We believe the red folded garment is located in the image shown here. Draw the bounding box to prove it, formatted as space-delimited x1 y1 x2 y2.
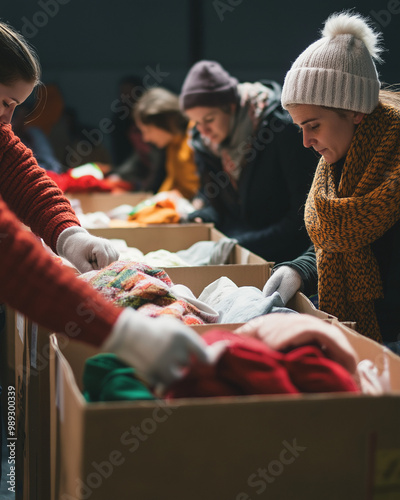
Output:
166 330 360 399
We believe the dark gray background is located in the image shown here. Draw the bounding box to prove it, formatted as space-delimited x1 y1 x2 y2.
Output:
2 0 399 128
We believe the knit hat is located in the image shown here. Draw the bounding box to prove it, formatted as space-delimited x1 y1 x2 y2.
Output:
281 12 383 113
180 60 238 110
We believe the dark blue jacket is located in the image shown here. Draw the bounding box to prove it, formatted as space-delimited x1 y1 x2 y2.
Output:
188 82 318 264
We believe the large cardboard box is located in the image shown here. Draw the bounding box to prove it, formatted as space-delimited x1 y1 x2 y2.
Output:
66 192 152 214
12 290 333 500
49 322 400 500
89 225 272 295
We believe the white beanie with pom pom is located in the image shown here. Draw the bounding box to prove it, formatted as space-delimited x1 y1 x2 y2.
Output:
281 12 383 113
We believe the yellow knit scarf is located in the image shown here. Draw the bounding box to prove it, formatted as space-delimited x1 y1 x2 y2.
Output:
305 103 400 342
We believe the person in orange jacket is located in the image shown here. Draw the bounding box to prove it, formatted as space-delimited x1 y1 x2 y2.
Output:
134 87 200 200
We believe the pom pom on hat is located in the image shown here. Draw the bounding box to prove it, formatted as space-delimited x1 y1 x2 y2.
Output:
281 11 382 113
322 12 383 62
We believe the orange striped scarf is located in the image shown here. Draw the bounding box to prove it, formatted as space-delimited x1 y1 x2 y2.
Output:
305 103 400 342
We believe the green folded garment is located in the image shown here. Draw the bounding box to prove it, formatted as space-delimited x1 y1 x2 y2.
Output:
83 353 156 402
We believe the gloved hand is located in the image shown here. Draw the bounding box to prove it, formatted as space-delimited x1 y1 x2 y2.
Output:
102 308 209 391
262 266 302 305
56 226 119 273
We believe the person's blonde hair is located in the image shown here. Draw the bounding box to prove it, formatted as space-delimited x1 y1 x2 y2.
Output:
134 87 188 134
0 21 41 85
379 85 400 110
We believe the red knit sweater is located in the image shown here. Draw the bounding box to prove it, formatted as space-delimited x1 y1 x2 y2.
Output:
0 124 122 346
0 124 81 250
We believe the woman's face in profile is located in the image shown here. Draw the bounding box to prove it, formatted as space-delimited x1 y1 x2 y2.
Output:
289 104 364 164
0 79 34 125
185 105 234 145
136 121 174 149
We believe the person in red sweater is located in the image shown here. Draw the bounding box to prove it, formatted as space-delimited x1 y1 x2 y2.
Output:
0 22 207 387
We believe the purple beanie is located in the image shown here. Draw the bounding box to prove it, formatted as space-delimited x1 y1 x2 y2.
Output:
180 60 239 110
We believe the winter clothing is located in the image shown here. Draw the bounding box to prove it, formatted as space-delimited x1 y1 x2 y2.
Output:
0 196 121 346
281 12 381 114
0 123 80 251
80 260 218 325
236 313 358 374
304 103 400 343
187 81 318 263
277 104 400 343
180 60 239 110
199 82 271 186
157 132 199 199
166 329 359 398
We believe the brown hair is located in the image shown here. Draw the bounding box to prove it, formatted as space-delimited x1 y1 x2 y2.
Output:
134 87 188 134
0 22 41 85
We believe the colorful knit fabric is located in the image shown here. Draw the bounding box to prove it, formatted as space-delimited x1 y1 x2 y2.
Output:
305 104 400 342
80 260 216 325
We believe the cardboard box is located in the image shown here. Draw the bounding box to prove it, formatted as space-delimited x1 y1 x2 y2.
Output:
89 225 272 295
49 321 400 500
8 281 334 500
11 289 333 500
67 192 152 214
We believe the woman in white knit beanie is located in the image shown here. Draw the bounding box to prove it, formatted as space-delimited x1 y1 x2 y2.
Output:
263 11 400 351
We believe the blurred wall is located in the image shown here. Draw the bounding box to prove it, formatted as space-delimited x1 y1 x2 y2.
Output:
2 0 399 131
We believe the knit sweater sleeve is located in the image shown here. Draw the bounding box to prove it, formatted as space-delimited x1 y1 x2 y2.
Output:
0 197 122 346
0 124 81 252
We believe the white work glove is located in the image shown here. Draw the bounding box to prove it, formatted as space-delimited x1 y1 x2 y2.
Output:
56 226 119 273
262 266 302 305
102 308 209 391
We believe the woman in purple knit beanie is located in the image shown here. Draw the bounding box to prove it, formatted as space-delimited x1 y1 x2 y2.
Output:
180 60 318 264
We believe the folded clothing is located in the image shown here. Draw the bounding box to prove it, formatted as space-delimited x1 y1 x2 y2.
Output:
165 330 360 399
236 313 358 374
